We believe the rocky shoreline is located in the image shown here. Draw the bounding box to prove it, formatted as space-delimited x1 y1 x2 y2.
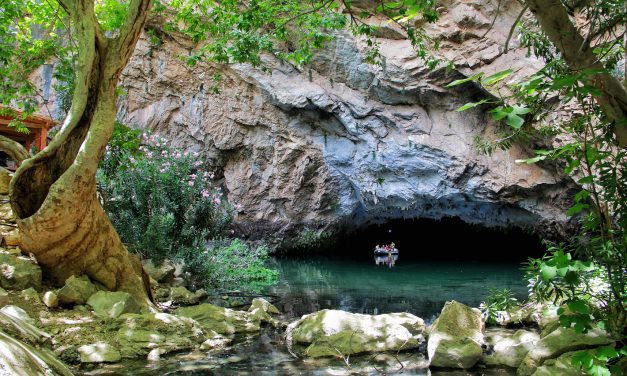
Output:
0 245 618 376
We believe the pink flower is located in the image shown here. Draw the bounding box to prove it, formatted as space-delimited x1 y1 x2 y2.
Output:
213 198 220 204
188 181 194 186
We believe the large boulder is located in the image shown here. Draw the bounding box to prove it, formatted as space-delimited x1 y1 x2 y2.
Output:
286 309 425 358
0 331 74 376
531 350 589 376
427 300 484 369
116 312 206 358
483 328 540 368
57 275 98 306
0 253 42 291
175 303 261 335
87 291 141 319
248 297 282 327
168 286 208 306
517 327 614 376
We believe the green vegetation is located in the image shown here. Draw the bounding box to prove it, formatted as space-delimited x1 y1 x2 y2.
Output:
98 124 277 290
480 288 519 326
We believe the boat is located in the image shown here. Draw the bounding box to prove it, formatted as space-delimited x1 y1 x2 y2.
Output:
374 247 399 255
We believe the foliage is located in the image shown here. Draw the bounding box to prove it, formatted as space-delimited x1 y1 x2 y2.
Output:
97 128 233 266
191 239 279 292
279 228 334 253
480 288 519 325
572 346 627 376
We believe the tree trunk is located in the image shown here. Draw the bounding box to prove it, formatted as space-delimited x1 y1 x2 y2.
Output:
9 0 153 307
525 0 627 148
0 135 29 164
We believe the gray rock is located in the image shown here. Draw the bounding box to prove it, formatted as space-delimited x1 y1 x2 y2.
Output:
0 287 9 307
286 309 425 357
87 291 141 319
428 300 484 369
517 327 614 376
42 291 58 308
0 331 73 376
531 350 589 376
175 303 260 335
78 342 121 363
57 275 98 306
0 305 51 345
116 312 206 358
142 259 176 283
248 297 282 327
483 328 540 368
0 253 42 291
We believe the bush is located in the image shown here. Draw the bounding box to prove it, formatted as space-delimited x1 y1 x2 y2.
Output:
480 288 519 325
97 125 232 265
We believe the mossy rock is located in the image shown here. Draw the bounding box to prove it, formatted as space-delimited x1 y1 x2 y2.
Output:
175 303 260 335
87 291 141 319
0 253 42 291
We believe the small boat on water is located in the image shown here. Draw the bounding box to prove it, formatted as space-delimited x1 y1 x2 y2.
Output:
374 245 399 255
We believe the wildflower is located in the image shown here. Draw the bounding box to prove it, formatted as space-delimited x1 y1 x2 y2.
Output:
188 181 194 186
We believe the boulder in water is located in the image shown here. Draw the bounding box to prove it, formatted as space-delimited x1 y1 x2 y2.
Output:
286 309 425 357
482 328 540 368
427 300 484 369
175 303 260 335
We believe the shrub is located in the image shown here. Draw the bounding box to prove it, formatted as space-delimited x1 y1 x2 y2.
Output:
480 288 519 325
97 125 232 265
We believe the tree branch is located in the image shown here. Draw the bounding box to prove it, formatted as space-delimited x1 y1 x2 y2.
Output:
0 135 29 163
109 0 152 71
525 0 627 147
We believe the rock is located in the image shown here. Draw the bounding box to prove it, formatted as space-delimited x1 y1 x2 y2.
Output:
248 297 280 314
42 291 59 308
169 286 207 306
200 330 232 350
0 253 42 291
0 331 74 376
87 291 141 319
113 6 575 243
483 328 540 368
116 312 206 358
78 342 121 363
20 287 41 304
286 309 425 357
57 275 98 306
427 300 484 369
0 168 11 195
0 305 51 345
0 286 9 307
517 327 614 376
175 303 261 335
146 348 164 362
142 259 176 283
531 350 589 376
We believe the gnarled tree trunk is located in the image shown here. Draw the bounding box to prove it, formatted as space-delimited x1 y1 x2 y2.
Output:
9 0 153 307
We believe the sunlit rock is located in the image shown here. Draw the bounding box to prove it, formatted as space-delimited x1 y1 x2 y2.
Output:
0 331 73 376
175 303 260 335
142 259 176 283
517 327 614 376
0 305 51 345
286 309 425 357
42 291 59 308
87 291 141 319
531 350 590 376
20 287 41 304
482 328 540 368
427 300 484 368
116 312 206 358
0 253 42 291
78 342 121 363
168 286 207 306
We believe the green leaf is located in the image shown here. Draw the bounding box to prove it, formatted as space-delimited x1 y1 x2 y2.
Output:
455 99 490 112
506 113 524 129
481 69 513 85
588 365 610 376
578 176 595 185
594 346 618 361
567 299 589 314
515 155 546 164
446 72 484 87
540 264 557 280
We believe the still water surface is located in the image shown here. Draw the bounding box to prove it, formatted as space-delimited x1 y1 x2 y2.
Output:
86 255 527 375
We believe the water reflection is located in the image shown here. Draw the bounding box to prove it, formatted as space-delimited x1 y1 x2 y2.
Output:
374 254 398 267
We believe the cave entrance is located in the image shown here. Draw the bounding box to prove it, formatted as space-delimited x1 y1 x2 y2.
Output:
332 217 547 263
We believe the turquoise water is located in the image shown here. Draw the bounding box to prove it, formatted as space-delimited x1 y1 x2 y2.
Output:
268 256 528 323
85 256 526 375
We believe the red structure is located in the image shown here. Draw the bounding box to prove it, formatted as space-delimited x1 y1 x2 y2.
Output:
0 107 56 152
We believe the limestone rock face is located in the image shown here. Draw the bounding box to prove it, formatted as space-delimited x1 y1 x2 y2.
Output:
286 309 425 357
427 300 484 369
87 291 141 319
57 275 98 306
0 253 42 291
55 0 577 240
517 327 614 376
175 303 261 335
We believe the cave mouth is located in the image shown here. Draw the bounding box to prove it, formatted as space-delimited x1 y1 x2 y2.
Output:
325 217 547 263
